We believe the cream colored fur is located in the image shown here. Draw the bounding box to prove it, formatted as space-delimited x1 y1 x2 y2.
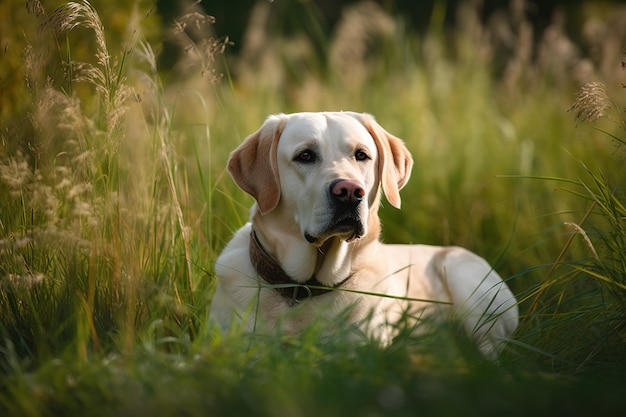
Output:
211 112 518 357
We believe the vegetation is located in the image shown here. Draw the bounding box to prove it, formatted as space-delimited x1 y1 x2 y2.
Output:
1 0 625 415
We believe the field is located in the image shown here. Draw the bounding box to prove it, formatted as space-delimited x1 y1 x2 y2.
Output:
1 0 626 415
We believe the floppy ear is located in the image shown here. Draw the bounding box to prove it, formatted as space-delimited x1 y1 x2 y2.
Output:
227 115 287 215
357 113 413 209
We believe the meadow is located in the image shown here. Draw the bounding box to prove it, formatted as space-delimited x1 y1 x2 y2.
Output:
1 0 625 415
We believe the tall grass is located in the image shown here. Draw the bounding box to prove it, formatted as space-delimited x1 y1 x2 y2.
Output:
0 0 217 362
516 79 626 373
1 0 625 415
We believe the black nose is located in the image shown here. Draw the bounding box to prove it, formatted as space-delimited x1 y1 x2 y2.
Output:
329 179 365 205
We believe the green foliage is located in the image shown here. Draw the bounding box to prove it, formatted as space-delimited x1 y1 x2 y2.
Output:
1 0 626 415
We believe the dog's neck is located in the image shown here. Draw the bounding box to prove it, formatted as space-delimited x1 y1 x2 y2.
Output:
250 213 352 285
250 203 381 288
249 230 351 303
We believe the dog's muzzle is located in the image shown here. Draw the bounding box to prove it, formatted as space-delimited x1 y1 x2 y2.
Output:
304 179 366 244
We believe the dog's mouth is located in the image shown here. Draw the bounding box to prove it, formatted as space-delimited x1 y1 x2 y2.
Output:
304 214 364 245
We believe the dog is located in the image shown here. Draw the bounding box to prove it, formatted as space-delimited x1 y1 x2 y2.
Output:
211 111 518 357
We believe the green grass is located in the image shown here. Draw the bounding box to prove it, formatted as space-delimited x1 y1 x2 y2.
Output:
1 1 626 415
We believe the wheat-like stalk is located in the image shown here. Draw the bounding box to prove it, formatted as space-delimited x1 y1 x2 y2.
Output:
45 0 132 137
171 6 228 83
48 1 109 75
568 81 612 123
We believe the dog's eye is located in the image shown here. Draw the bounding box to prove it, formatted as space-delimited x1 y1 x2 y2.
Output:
294 150 317 163
355 150 370 161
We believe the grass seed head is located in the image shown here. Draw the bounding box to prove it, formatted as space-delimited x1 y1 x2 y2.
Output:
569 81 612 123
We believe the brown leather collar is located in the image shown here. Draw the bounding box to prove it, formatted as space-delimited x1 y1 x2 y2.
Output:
249 230 350 304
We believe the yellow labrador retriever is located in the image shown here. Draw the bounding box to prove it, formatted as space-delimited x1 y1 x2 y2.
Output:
211 111 518 357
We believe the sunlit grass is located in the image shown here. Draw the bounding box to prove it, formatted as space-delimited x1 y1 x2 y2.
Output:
1 0 626 415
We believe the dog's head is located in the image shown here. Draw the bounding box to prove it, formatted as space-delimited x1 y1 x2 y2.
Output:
228 112 413 246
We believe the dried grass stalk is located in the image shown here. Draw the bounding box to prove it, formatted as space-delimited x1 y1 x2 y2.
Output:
569 81 612 123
